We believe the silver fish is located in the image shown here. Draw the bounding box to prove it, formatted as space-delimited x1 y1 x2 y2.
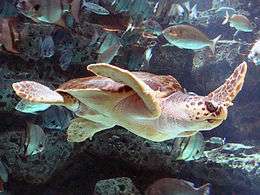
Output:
215 6 236 16
248 39 260 65
97 42 122 63
59 49 73 71
222 12 254 32
38 106 74 130
163 25 221 54
174 132 205 161
40 36 55 58
98 33 120 54
145 178 210 195
25 123 46 156
15 99 51 114
82 1 110 15
206 136 226 145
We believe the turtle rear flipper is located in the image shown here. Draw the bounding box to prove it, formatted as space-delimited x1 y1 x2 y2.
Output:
87 63 161 118
12 81 64 103
67 118 112 142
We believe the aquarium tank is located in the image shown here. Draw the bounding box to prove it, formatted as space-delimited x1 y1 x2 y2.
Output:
0 0 259 194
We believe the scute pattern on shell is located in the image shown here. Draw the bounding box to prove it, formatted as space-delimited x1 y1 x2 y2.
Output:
133 72 184 97
57 72 183 97
57 76 132 93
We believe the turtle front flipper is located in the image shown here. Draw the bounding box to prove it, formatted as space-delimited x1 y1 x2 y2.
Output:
207 62 247 106
87 63 161 118
12 81 64 103
67 118 112 142
12 81 79 113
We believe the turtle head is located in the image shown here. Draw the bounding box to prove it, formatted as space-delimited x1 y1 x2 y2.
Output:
178 62 247 131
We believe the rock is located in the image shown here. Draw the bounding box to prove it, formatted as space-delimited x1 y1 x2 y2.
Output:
94 177 141 195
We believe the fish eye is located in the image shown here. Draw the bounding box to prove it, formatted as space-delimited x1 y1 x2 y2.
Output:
33 4 40 11
205 101 217 113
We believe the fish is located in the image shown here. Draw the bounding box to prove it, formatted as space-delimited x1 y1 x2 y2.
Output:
59 48 73 70
88 13 133 32
248 39 260 65
163 25 221 54
206 136 226 145
37 106 74 130
16 0 80 26
24 123 47 156
0 17 19 53
0 161 8 192
15 99 51 114
97 41 122 63
174 132 205 161
98 33 120 54
215 6 236 16
141 19 162 37
222 143 254 151
145 178 210 195
82 1 110 15
222 12 254 32
40 36 55 58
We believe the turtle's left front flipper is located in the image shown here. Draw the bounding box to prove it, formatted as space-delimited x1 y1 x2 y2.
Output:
87 63 161 118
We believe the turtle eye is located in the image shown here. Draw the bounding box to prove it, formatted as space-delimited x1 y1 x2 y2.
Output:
205 101 217 113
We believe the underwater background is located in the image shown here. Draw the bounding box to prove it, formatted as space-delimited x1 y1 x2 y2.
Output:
0 0 259 194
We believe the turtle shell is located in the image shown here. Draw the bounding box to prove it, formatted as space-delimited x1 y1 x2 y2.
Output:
57 72 183 97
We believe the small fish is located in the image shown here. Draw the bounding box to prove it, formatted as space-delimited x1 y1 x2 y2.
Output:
15 99 51 114
145 178 210 195
40 36 55 58
98 33 120 54
144 47 153 65
0 17 19 53
37 106 73 130
163 25 221 54
82 1 110 15
222 12 254 32
222 143 254 151
16 0 80 26
141 19 162 36
59 48 73 70
0 161 8 192
25 123 46 156
169 3 185 17
89 13 133 32
97 42 122 63
175 132 205 161
215 6 236 16
206 136 226 145
248 39 260 65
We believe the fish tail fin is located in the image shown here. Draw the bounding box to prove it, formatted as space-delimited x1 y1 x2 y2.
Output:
210 35 222 54
190 4 198 18
198 183 211 195
222 11 229 25
184 1 191 11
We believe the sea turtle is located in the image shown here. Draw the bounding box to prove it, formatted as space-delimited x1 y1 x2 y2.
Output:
12 62 247 142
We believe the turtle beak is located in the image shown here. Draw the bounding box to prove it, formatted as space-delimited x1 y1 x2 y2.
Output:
207 62 247 108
